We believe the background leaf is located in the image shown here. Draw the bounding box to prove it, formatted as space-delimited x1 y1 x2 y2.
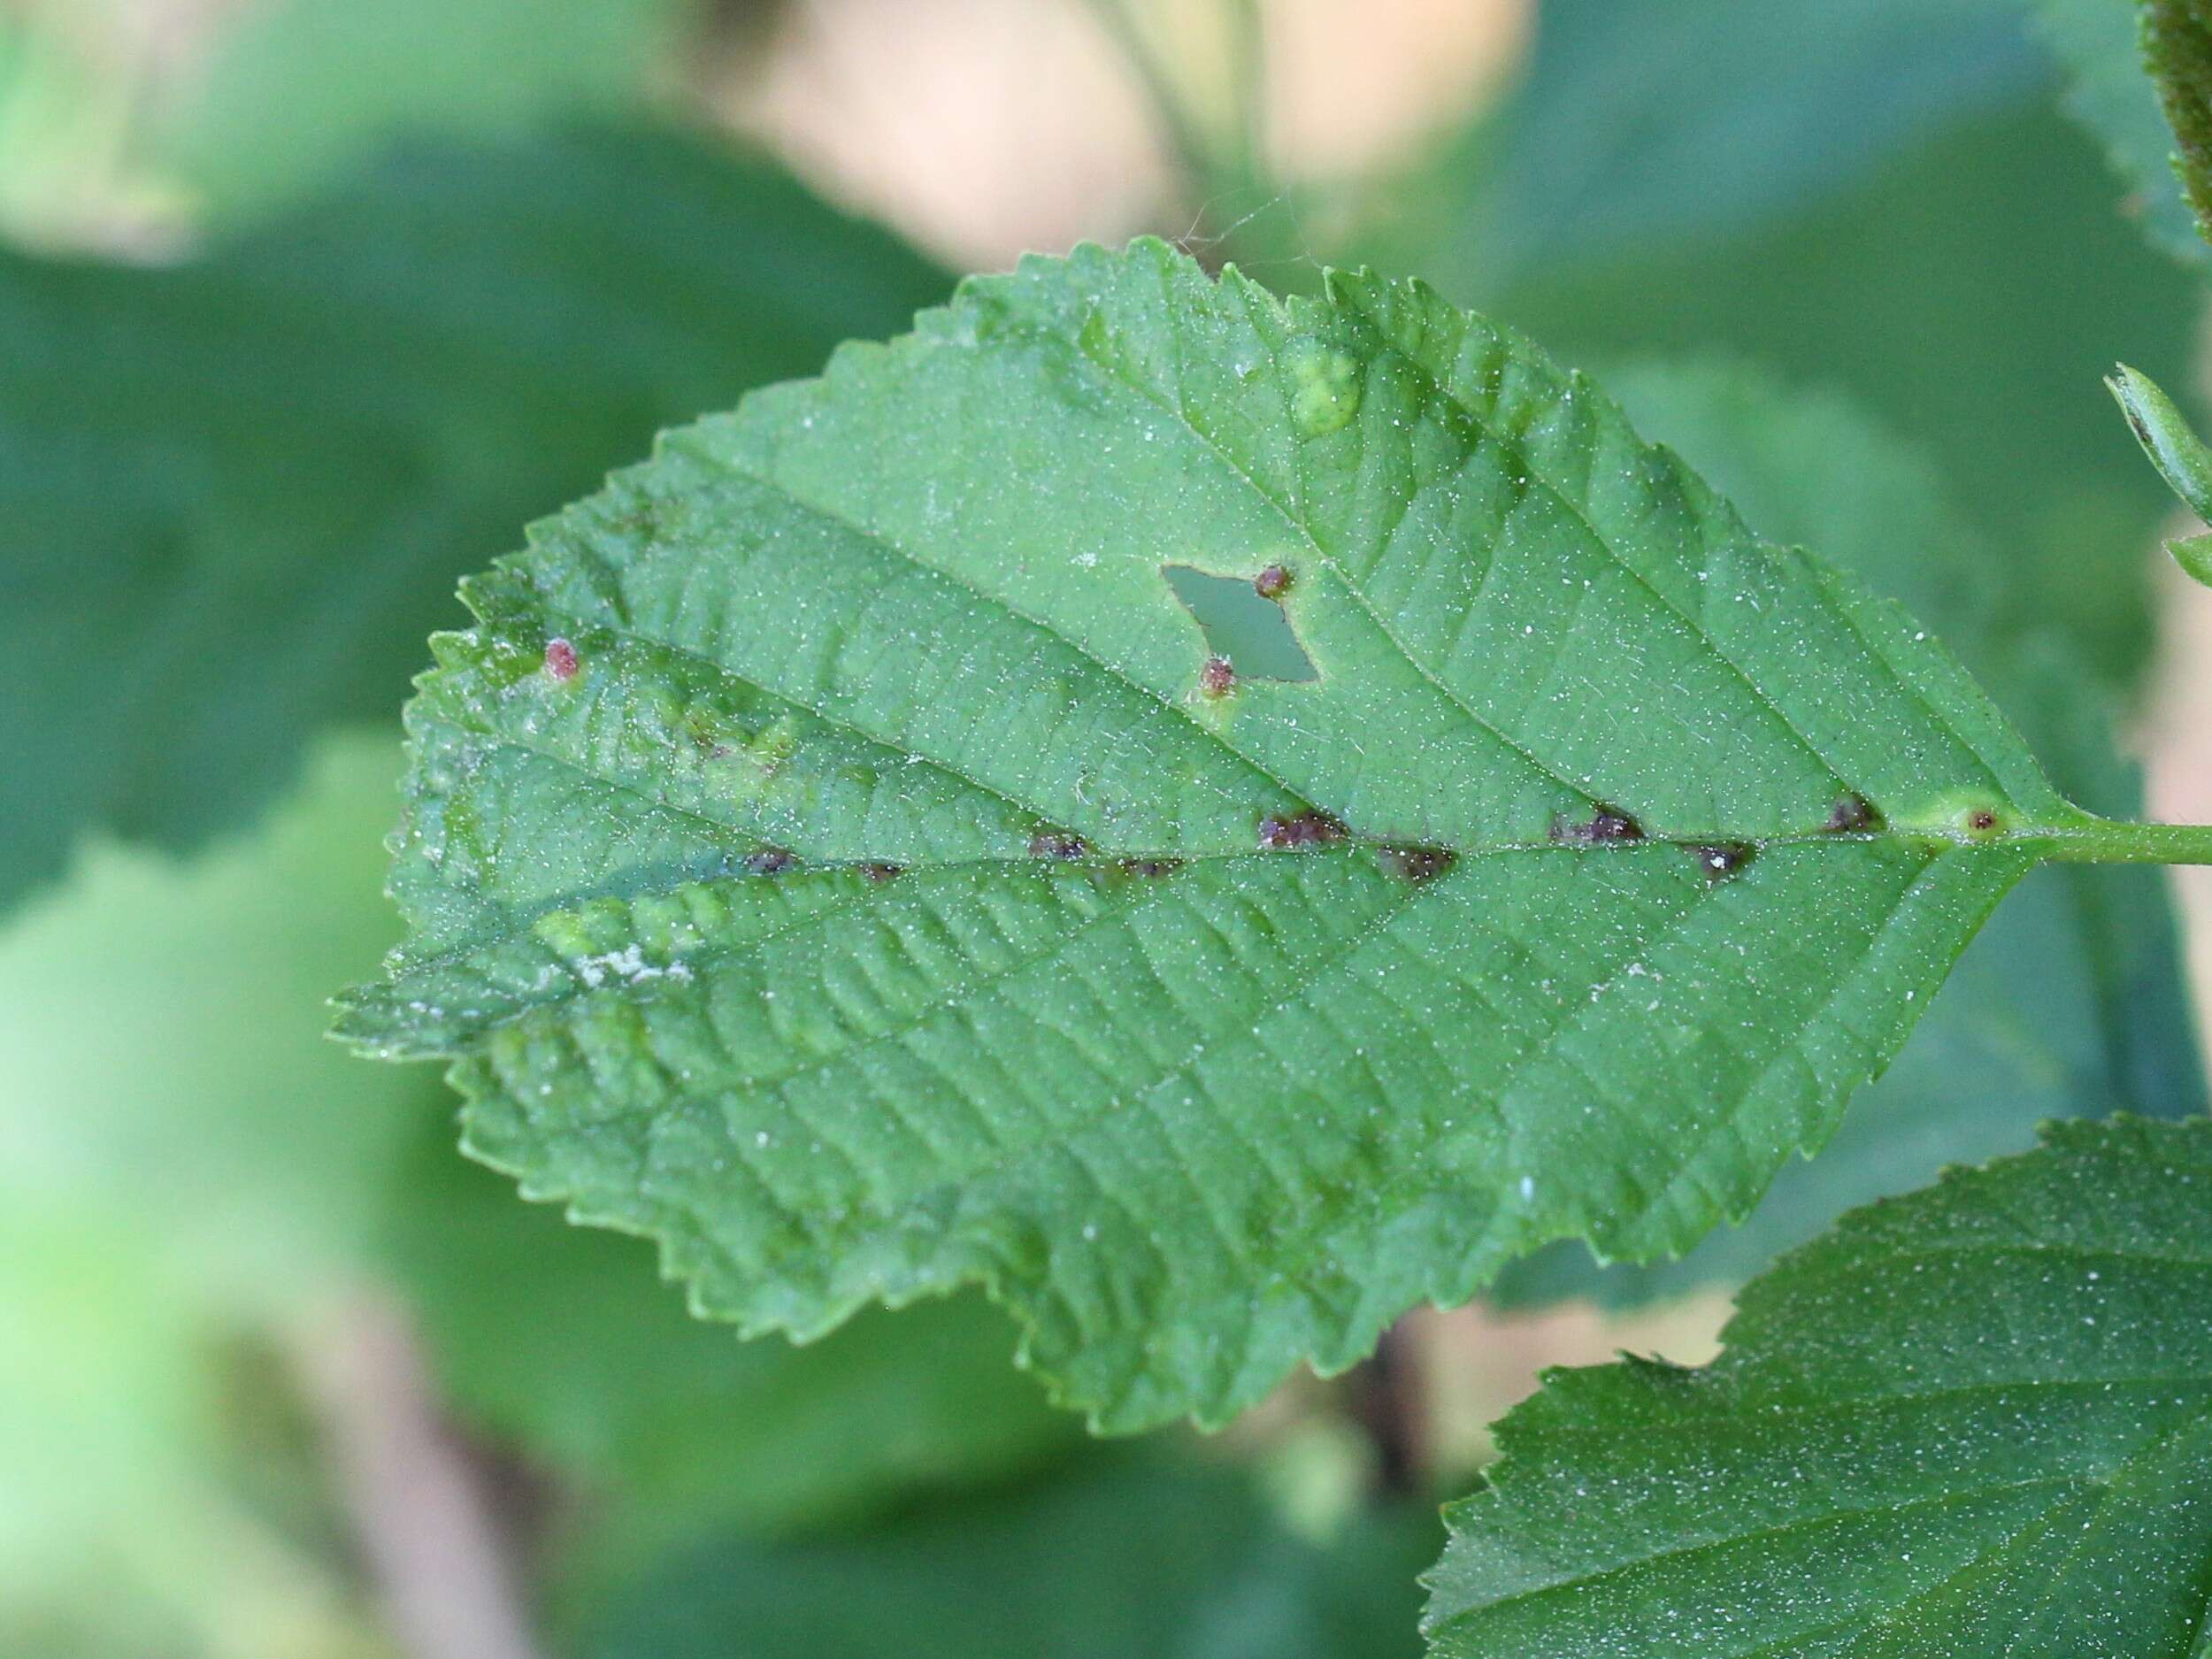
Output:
1426 1115 2212 1657
592 1457 1436 1659
0 734 437 1651
1421 0 2042 283
343 239 2092 1432
0 120 949 917
2036 0 2206 263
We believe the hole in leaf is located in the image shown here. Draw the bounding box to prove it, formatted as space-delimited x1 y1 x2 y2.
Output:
1162 565 1318 682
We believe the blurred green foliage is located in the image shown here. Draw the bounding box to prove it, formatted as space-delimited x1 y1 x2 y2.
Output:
2036 0 2207 264
590 1458 1438 1659
0 121 949 916
160 0 701 219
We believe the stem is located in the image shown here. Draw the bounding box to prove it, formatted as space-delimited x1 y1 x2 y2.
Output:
1079 0 1219 205
1346 1317 1423 1495
296 1296 545 1659
2012 818 2212 864
1223 0 1270 191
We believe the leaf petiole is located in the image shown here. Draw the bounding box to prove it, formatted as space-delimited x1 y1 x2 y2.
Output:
2012 817 2212 864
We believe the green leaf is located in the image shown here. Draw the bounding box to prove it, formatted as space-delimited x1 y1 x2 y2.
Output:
1493 362 2205 1309
2144 0 2212 251
2036 0 2207 264
336 236 2189 1432
2109 362 2212 584
1425 1115 2212 1656
590 1457 1437 1659
0 120 949 916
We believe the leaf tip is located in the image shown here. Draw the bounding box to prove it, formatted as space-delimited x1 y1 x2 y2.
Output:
2108 365 2212 585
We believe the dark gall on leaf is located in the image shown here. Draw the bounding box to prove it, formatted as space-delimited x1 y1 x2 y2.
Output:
542 637 580 681
1258 810 1348 850
1968 809 1999 833
1254 564 1293 599
1690 843 1754 881
1550 807 1643 846
1824 792 1880 833
1117 857 1186 879
1379 844 1457 884
744 848 797 876
1198 655 1236 697
1027 831 1090 861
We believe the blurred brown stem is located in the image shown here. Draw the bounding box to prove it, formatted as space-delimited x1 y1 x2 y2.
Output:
293 1295 544 1659
1077 0 1240 207
1347 1317 1425 1494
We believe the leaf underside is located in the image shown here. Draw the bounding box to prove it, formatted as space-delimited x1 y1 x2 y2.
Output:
339 239 2083 1431
1425 1116 2212 1657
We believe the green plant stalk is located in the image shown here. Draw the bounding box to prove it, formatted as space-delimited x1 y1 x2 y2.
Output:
1077 0 1219 204
2019 817 2212 863
1079 0 1281 225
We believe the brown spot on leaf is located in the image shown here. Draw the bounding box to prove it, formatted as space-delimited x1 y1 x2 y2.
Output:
745 848 797 875
1551 807 1643 845
1117 857 1186 878
1258 810 1348 849
1379 844 1457 884
858 862 903 883
543 637 580 681
1825 793 1880 833
1028 832 1089 861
